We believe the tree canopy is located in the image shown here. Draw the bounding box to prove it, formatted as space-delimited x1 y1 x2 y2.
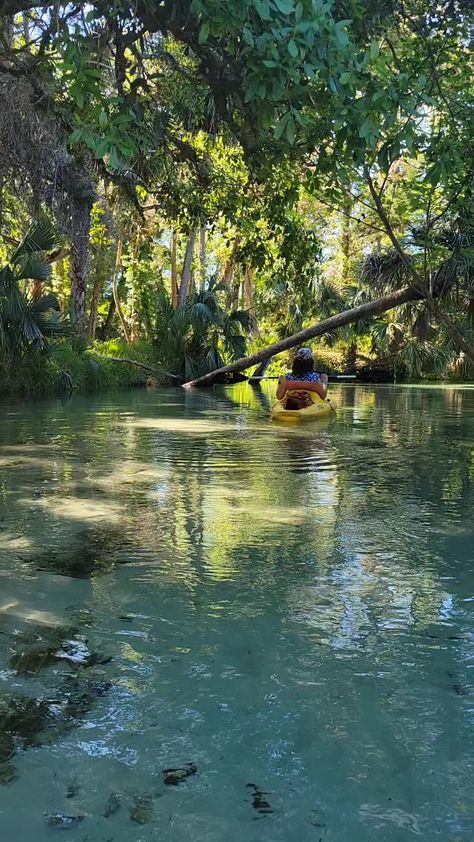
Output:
0 0 473 391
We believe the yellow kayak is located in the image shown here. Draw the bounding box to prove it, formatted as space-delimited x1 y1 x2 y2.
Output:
271 390 335 423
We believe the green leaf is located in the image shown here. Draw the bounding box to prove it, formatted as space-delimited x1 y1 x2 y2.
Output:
82 131 97 151
242 26 254 46
427 162 442 186
303 63 315 78
198 21 209 44
95 140 109 159
273 0 295 13
391 141 400 159
287 39 298 58
377 147 390 171
68 128 83 145
98 110 108 129
75 91 85 110
340 71 351 85
334 20 349 47
113 113 133 126
329 77 337 93
286 114 296 144
109 146 121 170
370 39 379 59
118 142 135 157
295 2 303 22
263 59 278 67
274 112 289 140
255 0 271 19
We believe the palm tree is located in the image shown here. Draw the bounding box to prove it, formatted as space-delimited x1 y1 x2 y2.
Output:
358 212 474 377
153 277 251 380
0 218 69 361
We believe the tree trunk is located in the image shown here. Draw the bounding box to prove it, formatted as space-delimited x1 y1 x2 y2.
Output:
179 225 198 307
100 298 116 338
129 234 140 342
69 201 92 333
223 257 235 307
184 283 422 388
171 229 178 308
112 235 131 343
341 199 352 284
88 273 103 340
244 265 259 335
22 10 30 42
222 237 240 306
199 224 206 290
244 265 253 309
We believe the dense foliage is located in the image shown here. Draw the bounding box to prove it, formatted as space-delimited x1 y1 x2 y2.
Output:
0 0 473 392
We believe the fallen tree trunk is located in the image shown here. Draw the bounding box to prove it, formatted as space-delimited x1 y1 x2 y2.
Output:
183 284 421 388
90 353 181 381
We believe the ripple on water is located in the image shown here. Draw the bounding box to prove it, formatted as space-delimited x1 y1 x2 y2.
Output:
0 384 473 841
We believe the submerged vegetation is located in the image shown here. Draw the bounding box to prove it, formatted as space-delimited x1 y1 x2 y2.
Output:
0 0 473 393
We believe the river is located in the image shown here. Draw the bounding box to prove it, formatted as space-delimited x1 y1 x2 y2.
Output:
0 383 473 840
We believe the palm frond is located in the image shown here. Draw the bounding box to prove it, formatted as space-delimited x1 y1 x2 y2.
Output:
12 218 62 262
29 292 61 313
360 250 411 292
315 279 347 316
19 314 45 349
184 353 197 381
189 301 214 324
396 339 451 378
1 281 26 324
205 345 221 371
35 311 72 338
229 309 252 330
15 253 53 282
0 265 17 297
226 334 247 360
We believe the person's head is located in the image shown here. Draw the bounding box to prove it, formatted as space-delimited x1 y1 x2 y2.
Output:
292 347 314 376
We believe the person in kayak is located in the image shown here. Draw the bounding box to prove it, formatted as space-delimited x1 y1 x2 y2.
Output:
276 347 329 410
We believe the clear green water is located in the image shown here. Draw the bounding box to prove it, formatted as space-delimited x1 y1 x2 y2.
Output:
0 383 473 841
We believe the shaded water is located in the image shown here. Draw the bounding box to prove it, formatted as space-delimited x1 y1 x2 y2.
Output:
0 383 473 840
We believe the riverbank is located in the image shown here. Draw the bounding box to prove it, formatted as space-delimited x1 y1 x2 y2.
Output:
0 340 161 398
1 339 470 399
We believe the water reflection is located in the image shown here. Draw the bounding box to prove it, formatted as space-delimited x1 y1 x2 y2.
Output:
0 384 473 840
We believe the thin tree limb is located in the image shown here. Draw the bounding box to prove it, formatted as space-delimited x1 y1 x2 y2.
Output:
89 353 181 381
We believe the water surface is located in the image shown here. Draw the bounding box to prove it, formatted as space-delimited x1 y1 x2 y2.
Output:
0 383 473 840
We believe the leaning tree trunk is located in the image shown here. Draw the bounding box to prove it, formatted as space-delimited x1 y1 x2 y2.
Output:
69 200 92 333
184 283 423 388
178 225 198 307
